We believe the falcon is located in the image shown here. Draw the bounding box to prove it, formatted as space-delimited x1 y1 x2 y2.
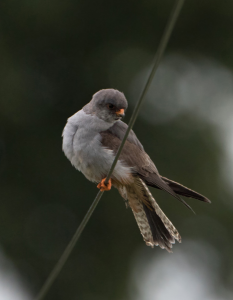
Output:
62 89 210 252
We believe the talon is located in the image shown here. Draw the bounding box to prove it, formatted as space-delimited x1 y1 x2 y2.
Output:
97 178 112 191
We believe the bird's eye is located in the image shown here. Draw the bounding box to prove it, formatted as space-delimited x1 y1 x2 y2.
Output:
107 104 115 109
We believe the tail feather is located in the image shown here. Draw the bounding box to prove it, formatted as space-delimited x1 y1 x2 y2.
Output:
139 179 181 245
125 178 181 252
142 174 196 213
142 203 175 252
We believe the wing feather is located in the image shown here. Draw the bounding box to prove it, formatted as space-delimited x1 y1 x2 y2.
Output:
100 120 209 210
100 127 193 211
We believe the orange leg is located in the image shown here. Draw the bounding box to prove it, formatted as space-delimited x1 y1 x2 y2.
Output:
97 178 112 191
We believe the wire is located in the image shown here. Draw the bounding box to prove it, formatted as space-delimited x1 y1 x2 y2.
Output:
34 1 184 299
105 0 184 183
34 190 103 300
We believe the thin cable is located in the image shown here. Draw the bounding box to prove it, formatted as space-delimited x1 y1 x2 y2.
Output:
34 1 184 299
35 190 103 300
105 0 184 183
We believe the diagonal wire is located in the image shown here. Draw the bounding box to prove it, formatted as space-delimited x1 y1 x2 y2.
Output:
34 1 184 299
105 0 184 184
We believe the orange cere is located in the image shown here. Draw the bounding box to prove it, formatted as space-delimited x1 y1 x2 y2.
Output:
116 108 125 116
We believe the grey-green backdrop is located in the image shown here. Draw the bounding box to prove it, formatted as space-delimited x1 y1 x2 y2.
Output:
0 1 233 299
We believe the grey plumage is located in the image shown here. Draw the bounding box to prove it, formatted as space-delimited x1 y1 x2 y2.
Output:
83 89 128 123
62 108 132 184
62 88 210 252
105 121 144 151
100 128 205 212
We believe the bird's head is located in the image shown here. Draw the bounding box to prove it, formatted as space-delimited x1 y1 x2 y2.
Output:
85 89 128 123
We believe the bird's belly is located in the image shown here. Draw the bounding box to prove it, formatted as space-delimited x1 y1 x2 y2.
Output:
72 132 132 184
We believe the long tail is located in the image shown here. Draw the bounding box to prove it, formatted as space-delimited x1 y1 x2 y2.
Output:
125 178 181 252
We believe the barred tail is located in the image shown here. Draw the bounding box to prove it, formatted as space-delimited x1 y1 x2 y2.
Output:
126 178 181 252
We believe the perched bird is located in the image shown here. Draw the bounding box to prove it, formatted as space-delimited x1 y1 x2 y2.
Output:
62 89 210 252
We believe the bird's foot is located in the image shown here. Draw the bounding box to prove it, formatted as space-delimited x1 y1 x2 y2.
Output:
97 178 112 191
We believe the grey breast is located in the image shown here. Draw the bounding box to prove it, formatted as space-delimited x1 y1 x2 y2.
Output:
62 109 132 183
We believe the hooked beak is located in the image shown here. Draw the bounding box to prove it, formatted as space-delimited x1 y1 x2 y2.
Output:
116 108 125 118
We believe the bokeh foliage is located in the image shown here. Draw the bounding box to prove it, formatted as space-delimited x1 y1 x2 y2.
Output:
0 0 233 299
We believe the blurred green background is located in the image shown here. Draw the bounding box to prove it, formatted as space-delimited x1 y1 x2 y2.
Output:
0 0 233 299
